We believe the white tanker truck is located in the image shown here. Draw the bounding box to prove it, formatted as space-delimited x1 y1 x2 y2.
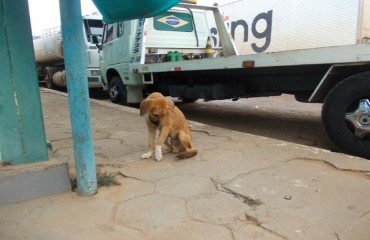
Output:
33 13 104 89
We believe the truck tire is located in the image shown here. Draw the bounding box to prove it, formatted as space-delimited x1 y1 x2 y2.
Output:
180 97 199 103
109 76 127 105
45 70 56 89
321 72 370 159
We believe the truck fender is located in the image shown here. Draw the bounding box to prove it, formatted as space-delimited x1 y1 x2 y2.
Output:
309 64 370 103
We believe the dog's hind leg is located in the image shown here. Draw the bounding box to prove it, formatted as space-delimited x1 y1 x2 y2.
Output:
163 137 174 154
169 137 181 153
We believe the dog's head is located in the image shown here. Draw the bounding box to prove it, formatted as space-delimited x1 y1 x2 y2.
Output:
140 93 175 122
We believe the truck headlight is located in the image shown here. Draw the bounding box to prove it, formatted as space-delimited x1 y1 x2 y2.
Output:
91 70 100 76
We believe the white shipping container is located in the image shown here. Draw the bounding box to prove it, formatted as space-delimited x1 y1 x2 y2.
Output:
210 0 370 54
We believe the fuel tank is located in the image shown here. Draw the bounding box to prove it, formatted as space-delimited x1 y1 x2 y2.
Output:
33 28 64 64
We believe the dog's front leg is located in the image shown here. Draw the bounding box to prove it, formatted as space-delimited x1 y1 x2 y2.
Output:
141 126 156 159
154 127 170 161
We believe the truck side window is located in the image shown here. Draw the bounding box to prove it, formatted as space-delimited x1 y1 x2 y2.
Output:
102 24 114 43
117 22 124 37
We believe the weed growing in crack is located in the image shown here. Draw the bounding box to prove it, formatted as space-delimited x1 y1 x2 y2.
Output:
70 170 121 191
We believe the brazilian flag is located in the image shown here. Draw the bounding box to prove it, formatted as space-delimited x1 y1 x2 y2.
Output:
154 12 193 32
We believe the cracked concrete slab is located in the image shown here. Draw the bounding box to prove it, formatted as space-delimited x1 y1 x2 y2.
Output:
187 192 251 225
223 159 370 238
146 221 233 240
231 222 285 240
156 175 215 199
115 194 188 230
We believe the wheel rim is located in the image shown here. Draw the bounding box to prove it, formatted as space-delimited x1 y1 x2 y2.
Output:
345 99 370 139
109 85 119 101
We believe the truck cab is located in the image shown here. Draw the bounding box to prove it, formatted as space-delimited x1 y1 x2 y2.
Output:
99 5 219 104
33 13 104 89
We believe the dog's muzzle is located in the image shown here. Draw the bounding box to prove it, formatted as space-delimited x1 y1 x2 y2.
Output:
149 115 160 127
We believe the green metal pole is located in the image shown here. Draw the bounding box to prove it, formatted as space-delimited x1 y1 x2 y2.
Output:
59 0 97 196
0 0 48 164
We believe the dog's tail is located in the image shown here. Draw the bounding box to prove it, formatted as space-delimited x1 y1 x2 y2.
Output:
177 148 198 159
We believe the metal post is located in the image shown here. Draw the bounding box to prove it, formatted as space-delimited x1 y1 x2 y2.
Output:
0 0 48 164
59 0 97 196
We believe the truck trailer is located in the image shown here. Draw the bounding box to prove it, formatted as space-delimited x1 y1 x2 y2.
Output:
33 13 104 89
97 1 370 159
213 0 370 54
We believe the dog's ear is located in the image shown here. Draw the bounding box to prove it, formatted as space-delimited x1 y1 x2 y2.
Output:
140 99 152 116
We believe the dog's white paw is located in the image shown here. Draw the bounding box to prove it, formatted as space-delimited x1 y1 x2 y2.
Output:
141 151 153 159
154 145 163 161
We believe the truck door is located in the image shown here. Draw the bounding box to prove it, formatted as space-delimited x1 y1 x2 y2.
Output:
99 23 114 86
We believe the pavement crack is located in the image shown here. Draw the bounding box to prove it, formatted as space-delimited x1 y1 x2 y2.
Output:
244 213 260 226
245 213 288 240
191 129 233 141
211 178 263 208
108 204 119 225
358 209 370 219
288 158 370 179
117 172 150 182
335 233 340 240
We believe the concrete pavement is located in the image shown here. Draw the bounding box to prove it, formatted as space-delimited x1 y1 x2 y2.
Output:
1 88 370 240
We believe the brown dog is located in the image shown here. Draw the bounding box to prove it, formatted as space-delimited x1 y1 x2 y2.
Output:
140 92 197 161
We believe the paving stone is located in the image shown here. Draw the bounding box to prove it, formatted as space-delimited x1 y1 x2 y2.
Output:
338 211 370 240
35 195 114 228
146 221 233 240
70 224 147 240
116 194 188 230
231 223 284 240
95 142 141 158
97 177 155 203
176 150 276 181
245 207 338 240
49 138 73 151
187 192 251 225
1 224 147 240
120 161 179 182
224 160 370 235
0 193 115 239
156 175 215 198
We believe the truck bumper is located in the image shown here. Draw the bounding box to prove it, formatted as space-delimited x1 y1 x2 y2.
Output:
87 68 103 88
88 77 102 88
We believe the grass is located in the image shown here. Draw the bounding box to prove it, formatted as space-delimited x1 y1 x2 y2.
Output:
70 170 121 191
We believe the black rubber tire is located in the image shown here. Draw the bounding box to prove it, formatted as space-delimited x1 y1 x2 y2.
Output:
321 72 370 159
181 98 199 103
45 70 56 89
109 76 127 105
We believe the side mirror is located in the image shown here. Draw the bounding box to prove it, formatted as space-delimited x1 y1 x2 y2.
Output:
96 43 103 51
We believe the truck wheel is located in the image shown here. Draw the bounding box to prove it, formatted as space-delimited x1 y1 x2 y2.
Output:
321 73 370 159
109 76 127 105
181 98 199 103
45 70 56 89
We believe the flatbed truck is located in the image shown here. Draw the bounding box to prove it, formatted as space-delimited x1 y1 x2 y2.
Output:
98 2 370 159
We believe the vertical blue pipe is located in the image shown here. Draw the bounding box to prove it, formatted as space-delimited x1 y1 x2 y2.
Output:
59 0 97 196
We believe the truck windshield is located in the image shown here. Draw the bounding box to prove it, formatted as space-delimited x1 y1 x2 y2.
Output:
84 19 103 43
